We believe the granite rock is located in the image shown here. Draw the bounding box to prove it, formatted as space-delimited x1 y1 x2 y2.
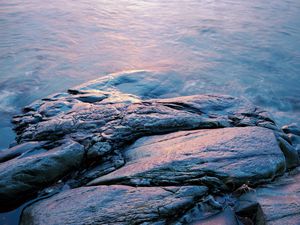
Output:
256 167 300 225
0 71 298 224
21 185 208 225
88 127 285 189
0 139 84 208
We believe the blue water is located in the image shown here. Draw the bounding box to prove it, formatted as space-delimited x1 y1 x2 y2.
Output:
1 0 300 149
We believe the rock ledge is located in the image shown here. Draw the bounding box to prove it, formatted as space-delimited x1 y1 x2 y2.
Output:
0 71 299 224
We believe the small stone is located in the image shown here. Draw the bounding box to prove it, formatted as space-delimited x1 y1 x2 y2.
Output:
87 142 112 160
282 123 300 136
278 137 300 169
76 94 107 103
188 207 240 225
288 133 300 146
234 192 265 225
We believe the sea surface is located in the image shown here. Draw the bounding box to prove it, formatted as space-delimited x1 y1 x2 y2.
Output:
0 0 300 150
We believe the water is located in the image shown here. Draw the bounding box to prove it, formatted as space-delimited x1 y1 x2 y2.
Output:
1 0 300 149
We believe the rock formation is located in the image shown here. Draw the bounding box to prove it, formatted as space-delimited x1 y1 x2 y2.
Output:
0 71 299 224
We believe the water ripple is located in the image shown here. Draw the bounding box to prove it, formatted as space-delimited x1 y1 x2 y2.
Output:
0 0 300 148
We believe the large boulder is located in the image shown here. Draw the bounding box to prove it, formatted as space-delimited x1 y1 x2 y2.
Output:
3 86 281 210
0 71 298 224
20 185 208 225
69 70 187 99
0 139 84 208
0 141 46 163
12 71 277 147
88 126 285 189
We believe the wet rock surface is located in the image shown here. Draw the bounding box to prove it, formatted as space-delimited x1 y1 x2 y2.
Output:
256 167 300 225
0 140 84 209
21 185 208 225
88 127 285 188
0 71 299 224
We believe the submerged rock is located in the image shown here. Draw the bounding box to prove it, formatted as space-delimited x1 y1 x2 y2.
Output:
0 71 298 224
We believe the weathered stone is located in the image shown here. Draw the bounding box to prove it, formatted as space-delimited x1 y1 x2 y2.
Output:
288 133 300 146
185 207 240 225
12 71 275 147
15 92 262 146
256 167 300 225
5 86 277 211
70 70 185 99
288 133 300 155
88 127 285 189
20 185 208 225
86 142 112 161
277 137 300 169
0 71 295 224
75 93 108 103
0 141 46 163
0 140 84 207
234 192 266 225
12 114 42 131
282 123 300 136
74 152 125 187
257 121 281 132
274 130 291 144
175 189 266 225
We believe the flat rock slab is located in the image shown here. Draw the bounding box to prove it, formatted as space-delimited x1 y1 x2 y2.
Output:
89 127 285 189
256 167 300 225
20 185 208 225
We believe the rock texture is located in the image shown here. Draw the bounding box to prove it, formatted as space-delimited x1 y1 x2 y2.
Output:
21 185 208 225
0 140 84 208
256 167 300 224
88 127 285 188
0 71 299 224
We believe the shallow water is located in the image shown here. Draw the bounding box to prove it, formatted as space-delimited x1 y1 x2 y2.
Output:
0 0 300 149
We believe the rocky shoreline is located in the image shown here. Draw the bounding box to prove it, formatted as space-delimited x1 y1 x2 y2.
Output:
0 71 300 224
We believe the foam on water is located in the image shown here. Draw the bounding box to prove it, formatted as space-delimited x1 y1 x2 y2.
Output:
0 90 16 113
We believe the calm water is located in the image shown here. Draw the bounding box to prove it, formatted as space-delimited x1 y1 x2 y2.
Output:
0 0 300 149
